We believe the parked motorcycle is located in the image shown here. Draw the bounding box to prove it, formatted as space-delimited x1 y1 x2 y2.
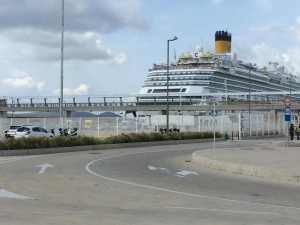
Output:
49 129 55 136
58 128 78 136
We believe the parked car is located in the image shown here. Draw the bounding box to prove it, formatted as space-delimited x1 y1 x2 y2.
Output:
15 126 54 138
4 125 22 138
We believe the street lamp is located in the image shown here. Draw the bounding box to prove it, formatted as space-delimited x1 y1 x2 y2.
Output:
166 36 178 133
248 63 256 136
11 97 14 123
60 0 65 128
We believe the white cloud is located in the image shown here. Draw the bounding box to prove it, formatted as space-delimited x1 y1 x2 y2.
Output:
0 29 127 64
53 84 90 95
211 0 223 5
283 48 300 76
0 0 148 32
240 15 300 77
2 69 45 90
290 16 300 42
237 42 300 77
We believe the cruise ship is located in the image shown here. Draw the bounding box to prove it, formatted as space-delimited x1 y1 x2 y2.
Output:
139 31 300 104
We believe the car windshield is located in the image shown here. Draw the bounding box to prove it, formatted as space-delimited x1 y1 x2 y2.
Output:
17 127 30 132
9 126 20 129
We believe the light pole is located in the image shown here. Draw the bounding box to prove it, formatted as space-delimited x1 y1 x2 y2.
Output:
289 74 292 138
11 97 14 125
166 36 178 133
60 0 65 128
248 63 255 136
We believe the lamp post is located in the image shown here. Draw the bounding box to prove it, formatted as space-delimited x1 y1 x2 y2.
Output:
289 74 292 137
248 63 255 136
11 97 14 125
166 36 178 133
60 0 65 128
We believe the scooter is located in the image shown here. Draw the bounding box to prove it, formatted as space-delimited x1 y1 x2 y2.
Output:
58 128 78 136
49 129 55 136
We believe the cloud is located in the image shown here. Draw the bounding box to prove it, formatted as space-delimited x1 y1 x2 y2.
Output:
237 42 300 77
211 0 224 5
241 16 300 76
250 23 290 34
0 0 148 33
0 29 127 64
2 69 45 90
283 48 300 76
0 0 148 65
53 84 90 95
291 16 300 42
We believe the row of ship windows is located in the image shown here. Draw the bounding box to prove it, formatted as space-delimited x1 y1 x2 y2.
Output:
210 82 287 92
147 88 187 93
148 77 210 81
148 76 278 90
145 82 209 87
212 75 270 87
150 71 214 76
235 70 269 82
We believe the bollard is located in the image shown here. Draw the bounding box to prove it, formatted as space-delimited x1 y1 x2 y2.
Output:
224 132 229 141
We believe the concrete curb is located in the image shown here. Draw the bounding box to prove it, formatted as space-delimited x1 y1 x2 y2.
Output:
192 151 300 183
0 138 222 157
272 140 300 147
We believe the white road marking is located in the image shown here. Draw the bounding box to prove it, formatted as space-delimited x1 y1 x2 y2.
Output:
0 188 34 199
149 165 198 177
164 206 280 216
0 157 26 165
0 156 37 200
174 170 198 177
85 150 300 211
36 163 54 174
148 166 170 172
0 156 37 165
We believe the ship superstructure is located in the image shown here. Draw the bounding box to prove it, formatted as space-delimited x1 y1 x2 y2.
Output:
139 31 300 104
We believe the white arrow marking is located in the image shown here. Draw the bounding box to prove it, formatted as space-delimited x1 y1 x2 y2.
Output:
36 163 54 174
174 170 198 177
148 166 158 171
0 188 33 199
148 166 198 177
148 166 169 171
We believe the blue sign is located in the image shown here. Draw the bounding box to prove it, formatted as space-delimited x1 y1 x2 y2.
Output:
285 107 291 122
298 109 300 116
211 109 218 116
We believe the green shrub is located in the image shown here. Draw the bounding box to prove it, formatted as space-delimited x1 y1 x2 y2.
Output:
0 131 218 150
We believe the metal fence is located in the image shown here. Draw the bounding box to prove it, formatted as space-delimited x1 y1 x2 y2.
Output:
1 112 293 139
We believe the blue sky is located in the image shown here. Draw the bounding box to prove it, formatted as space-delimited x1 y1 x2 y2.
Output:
1 0 300 98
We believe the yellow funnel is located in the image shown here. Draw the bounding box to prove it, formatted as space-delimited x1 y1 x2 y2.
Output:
215 31 231 54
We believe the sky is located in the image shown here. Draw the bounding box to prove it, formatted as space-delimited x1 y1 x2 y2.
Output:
1 0 300 99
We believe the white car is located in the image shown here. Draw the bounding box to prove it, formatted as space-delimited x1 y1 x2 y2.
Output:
15 126 54 138
5 125 22 138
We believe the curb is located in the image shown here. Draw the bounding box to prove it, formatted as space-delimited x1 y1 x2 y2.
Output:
0 138 222 157
272 140 300 147
192 151 300 183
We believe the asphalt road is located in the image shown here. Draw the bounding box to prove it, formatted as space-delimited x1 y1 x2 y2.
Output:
1 140 300 225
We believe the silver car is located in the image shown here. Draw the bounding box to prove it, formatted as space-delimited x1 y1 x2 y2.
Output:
15 126 54 138
5 125 22 138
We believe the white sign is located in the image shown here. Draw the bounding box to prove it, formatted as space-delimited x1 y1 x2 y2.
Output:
284 96 291 106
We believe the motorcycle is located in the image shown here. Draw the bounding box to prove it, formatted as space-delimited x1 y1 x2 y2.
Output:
58 127 78 136
49 129 55 136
